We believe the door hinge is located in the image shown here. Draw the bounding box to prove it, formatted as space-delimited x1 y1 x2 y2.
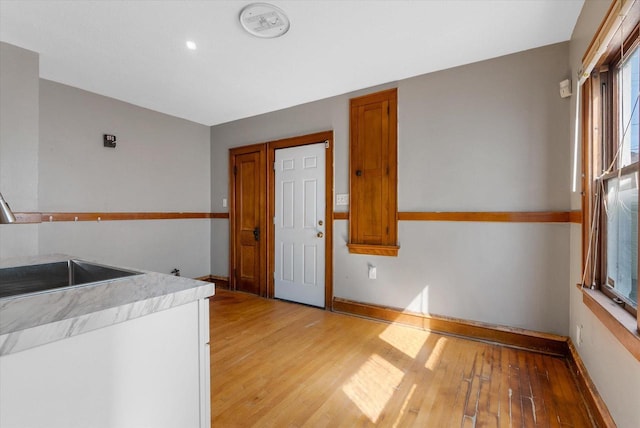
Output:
325 140 330 149
273 216 276 224
233 166 238 175
273 162 276 171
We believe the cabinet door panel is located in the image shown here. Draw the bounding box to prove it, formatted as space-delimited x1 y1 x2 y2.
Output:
349 89 398 256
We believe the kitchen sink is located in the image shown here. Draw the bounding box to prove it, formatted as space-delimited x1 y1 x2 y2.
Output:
0 260 142 299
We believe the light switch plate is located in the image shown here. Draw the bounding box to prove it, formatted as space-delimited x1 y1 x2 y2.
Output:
336 194 349 205
222 198 228 208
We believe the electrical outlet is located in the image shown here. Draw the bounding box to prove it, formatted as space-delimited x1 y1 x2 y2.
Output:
576 325 583 346
368 265 377 280
336 194 349 206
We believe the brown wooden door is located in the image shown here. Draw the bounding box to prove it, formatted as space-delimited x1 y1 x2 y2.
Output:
230 145 266 296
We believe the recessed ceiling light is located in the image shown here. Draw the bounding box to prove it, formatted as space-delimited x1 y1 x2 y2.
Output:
186 40 197 50
239 3 290 39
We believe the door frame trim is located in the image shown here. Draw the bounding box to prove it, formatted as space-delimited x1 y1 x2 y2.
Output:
267 131 334 309
229 143 268 296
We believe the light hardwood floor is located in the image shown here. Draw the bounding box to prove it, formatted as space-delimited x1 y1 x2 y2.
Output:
210 290 594 427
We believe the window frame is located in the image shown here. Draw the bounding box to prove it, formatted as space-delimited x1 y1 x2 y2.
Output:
583 24 640 320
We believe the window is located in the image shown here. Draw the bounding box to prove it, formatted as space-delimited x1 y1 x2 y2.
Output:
583 21 639 319
601 44 639 312
604 171 638 307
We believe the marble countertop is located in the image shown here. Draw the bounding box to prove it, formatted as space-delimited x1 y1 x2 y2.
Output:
0 254 214 355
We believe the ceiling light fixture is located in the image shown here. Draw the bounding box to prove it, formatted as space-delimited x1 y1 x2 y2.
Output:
186 40 197 50
239 3 290 39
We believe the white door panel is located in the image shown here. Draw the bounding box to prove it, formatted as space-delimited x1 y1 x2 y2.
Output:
275 143 325 307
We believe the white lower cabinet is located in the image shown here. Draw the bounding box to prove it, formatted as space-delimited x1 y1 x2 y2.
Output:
0 299 211 428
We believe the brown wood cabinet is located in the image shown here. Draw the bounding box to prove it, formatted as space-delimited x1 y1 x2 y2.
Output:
348 88 399 256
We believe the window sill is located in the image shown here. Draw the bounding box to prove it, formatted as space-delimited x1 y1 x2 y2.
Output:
578 285 640 362
347 243 399 256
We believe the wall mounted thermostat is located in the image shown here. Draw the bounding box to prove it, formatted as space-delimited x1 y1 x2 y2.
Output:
559 79 572 98
103 134 117 148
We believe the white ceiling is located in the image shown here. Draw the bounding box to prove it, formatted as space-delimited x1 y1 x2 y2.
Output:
0 0 584 126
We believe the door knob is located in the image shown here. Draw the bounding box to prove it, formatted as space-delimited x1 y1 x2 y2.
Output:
317 231 324 238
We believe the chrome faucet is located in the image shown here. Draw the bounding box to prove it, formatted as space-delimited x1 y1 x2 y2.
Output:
0 192 16 224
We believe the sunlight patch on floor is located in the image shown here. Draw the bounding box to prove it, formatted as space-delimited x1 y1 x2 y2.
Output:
425 337 447 370
392 383 417 428
342 353 405 423
378 325 430 359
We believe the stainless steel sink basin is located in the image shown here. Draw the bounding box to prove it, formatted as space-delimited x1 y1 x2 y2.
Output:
0 260 142 299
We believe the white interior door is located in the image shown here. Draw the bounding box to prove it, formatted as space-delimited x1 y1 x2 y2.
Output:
274 143 325 307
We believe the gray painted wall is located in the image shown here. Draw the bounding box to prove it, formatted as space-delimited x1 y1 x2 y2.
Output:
37 80 212 276
0 42 39 258
568 2 640 427
0 42 212 277
399 46 570 212
211 42 571 335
